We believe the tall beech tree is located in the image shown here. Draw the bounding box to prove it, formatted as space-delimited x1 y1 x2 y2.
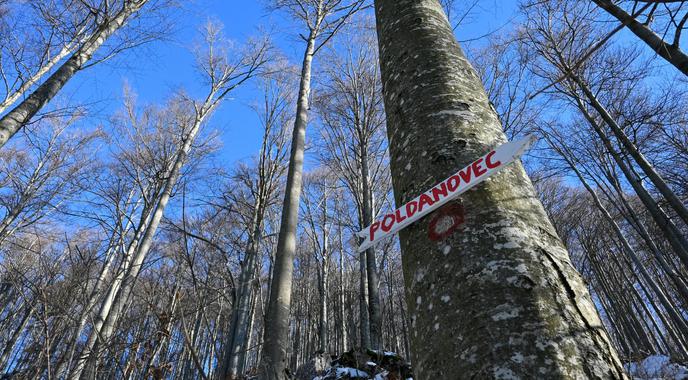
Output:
259 1 365 378
373 0 625 378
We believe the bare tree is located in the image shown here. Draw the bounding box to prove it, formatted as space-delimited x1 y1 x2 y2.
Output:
67 22 268 379
218 69 291 380
0 0 171 149
259 1 365 378
591 0 688 76
314 25 390 350
0 115 100 245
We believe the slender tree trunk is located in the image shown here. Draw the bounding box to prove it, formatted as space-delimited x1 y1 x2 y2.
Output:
67 199 155 379
0 1 149 148
373 1 626 377
0 307 32 372
223 223 262 379
358 251 371 348
601 174 688 304
338 228 347 352
360 140 382 350
221 231 260 379
591 0 688 76
241 282 259 374
259 31 316 380
143 287 180 378
318 254 329 353
57 196 139 378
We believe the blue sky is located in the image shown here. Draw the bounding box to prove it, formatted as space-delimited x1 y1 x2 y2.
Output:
59 0 521 168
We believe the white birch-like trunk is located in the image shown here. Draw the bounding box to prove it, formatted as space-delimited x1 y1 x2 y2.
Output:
259 32 316 380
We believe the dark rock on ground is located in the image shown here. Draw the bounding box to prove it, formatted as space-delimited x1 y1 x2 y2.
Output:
295 349 413 380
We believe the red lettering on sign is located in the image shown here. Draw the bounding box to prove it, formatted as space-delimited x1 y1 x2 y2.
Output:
472 158 487 177
406 200 418 218
431 182 448 203
369 222 381 241
459 165 473 183
395 209 407 224
486 151 501 169
381 214 395 232
418 194 435 212
447 175 460 192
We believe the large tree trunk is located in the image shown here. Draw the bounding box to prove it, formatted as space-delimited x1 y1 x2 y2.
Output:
0 1 148 149
259 32 316 380
373 1 626 377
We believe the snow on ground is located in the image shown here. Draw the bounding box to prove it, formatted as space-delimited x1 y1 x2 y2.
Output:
625 355 688 379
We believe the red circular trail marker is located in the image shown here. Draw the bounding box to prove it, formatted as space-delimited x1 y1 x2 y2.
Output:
428 203 465 241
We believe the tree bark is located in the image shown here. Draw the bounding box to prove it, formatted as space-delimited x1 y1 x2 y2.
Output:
358 250 371 349
373 1 626 377
222 205 264 379
338 226 347 353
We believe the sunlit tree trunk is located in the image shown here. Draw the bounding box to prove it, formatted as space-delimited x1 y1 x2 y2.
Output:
338 224 347 352
373 0 626 377
260 31 315 380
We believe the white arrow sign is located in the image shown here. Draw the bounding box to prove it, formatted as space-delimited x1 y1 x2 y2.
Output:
356 135 537 252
